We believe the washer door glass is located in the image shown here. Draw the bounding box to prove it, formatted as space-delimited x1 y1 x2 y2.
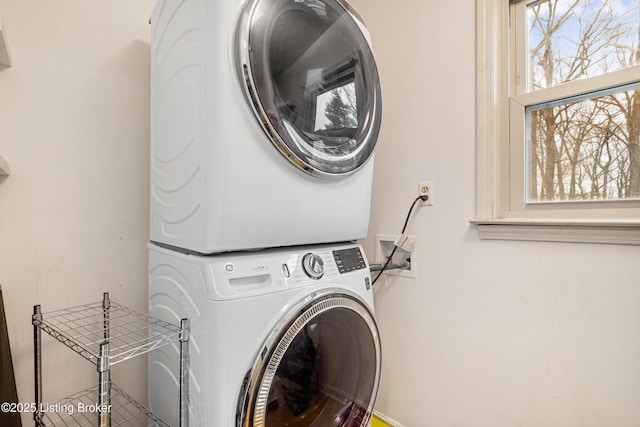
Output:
237 0 382 177
239 293 381 427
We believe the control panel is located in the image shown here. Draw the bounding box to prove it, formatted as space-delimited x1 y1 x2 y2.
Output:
278 245 369 287
332 247 367 274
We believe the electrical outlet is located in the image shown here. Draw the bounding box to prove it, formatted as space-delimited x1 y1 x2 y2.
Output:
418 181 434 206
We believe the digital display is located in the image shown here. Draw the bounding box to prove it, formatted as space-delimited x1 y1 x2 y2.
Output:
332 247 367 274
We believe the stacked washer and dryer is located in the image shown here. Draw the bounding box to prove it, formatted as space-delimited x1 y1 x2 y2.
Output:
148 0 383 425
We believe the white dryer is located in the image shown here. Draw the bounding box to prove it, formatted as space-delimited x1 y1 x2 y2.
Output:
150 0 382 253
148 242 381 426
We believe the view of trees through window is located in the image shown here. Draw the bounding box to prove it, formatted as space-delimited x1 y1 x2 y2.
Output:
316 82 357 131
526 0 640 202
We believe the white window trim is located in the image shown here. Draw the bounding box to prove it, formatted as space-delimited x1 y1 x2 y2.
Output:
473 0 640 245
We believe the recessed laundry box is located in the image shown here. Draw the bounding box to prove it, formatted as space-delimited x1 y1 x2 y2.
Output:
150 0 383 253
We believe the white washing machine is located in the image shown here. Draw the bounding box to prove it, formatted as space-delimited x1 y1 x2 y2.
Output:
150 0 383 254
148 241 381 426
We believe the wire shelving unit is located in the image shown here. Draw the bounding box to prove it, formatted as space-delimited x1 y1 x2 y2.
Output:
32 292 189 427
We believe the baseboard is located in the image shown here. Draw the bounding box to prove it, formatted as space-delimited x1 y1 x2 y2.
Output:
372 410 406 427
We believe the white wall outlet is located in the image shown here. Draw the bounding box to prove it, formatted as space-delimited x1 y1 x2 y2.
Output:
418 181 434 206
374 234 417 279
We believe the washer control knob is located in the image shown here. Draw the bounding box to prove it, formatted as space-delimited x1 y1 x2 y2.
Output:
302 253 324 280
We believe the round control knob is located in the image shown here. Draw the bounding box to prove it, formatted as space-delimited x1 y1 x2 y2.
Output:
302 253 325 280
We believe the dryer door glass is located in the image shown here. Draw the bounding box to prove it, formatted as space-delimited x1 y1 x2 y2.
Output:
237 0 382 177
240 294 381 427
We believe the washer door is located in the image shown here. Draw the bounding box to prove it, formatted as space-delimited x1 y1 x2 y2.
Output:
238 291 381 427
237 0 382 178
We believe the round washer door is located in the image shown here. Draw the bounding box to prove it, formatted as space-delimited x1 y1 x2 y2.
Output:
238 291 381 427
237 0 382 178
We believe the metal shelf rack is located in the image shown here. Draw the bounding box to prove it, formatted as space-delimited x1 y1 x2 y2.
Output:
33 292 189 427
34 383 169 427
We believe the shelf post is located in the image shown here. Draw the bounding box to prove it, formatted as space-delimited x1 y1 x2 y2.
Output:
100 292 111 427
97 341 111 427
179 318 190 427
33 305 43 426
102 292 110 341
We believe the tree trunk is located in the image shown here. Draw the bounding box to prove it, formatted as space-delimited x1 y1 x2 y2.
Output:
542 109 558 199
628 89 640 197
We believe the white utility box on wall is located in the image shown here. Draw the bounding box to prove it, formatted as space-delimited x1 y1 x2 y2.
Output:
374 234 418 279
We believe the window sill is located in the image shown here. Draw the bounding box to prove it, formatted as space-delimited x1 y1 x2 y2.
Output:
470 219 640 245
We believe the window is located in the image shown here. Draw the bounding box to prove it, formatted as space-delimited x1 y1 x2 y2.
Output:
474 0 640 244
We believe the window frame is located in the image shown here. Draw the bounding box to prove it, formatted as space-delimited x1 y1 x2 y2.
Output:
473 0 640 245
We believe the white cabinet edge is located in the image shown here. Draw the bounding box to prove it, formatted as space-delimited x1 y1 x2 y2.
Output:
0 20 12 177
0 20 12 67
0 155 10 176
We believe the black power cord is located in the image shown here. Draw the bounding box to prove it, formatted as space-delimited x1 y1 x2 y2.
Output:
371 195 425 286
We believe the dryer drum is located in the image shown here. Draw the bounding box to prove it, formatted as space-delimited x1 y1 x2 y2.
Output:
238 292 381 427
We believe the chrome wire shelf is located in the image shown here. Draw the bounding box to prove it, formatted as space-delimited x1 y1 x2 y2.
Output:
34 382 169 427
33 297 182 366
33 292 190 426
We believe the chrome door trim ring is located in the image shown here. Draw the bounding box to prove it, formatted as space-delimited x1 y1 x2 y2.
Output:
235 0 382 179
236 288 381 427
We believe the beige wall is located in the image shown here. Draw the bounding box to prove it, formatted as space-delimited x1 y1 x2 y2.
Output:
350 1 640 426
0 0 154 423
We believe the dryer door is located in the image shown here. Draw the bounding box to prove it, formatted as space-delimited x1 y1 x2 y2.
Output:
238 291 381 427
237 0 382 178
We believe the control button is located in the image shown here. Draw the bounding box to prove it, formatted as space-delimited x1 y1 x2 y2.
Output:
302 253 324 280
282 263 290 278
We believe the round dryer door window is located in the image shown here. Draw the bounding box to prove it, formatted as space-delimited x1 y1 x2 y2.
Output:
238 291 381 427
237 0 382 177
